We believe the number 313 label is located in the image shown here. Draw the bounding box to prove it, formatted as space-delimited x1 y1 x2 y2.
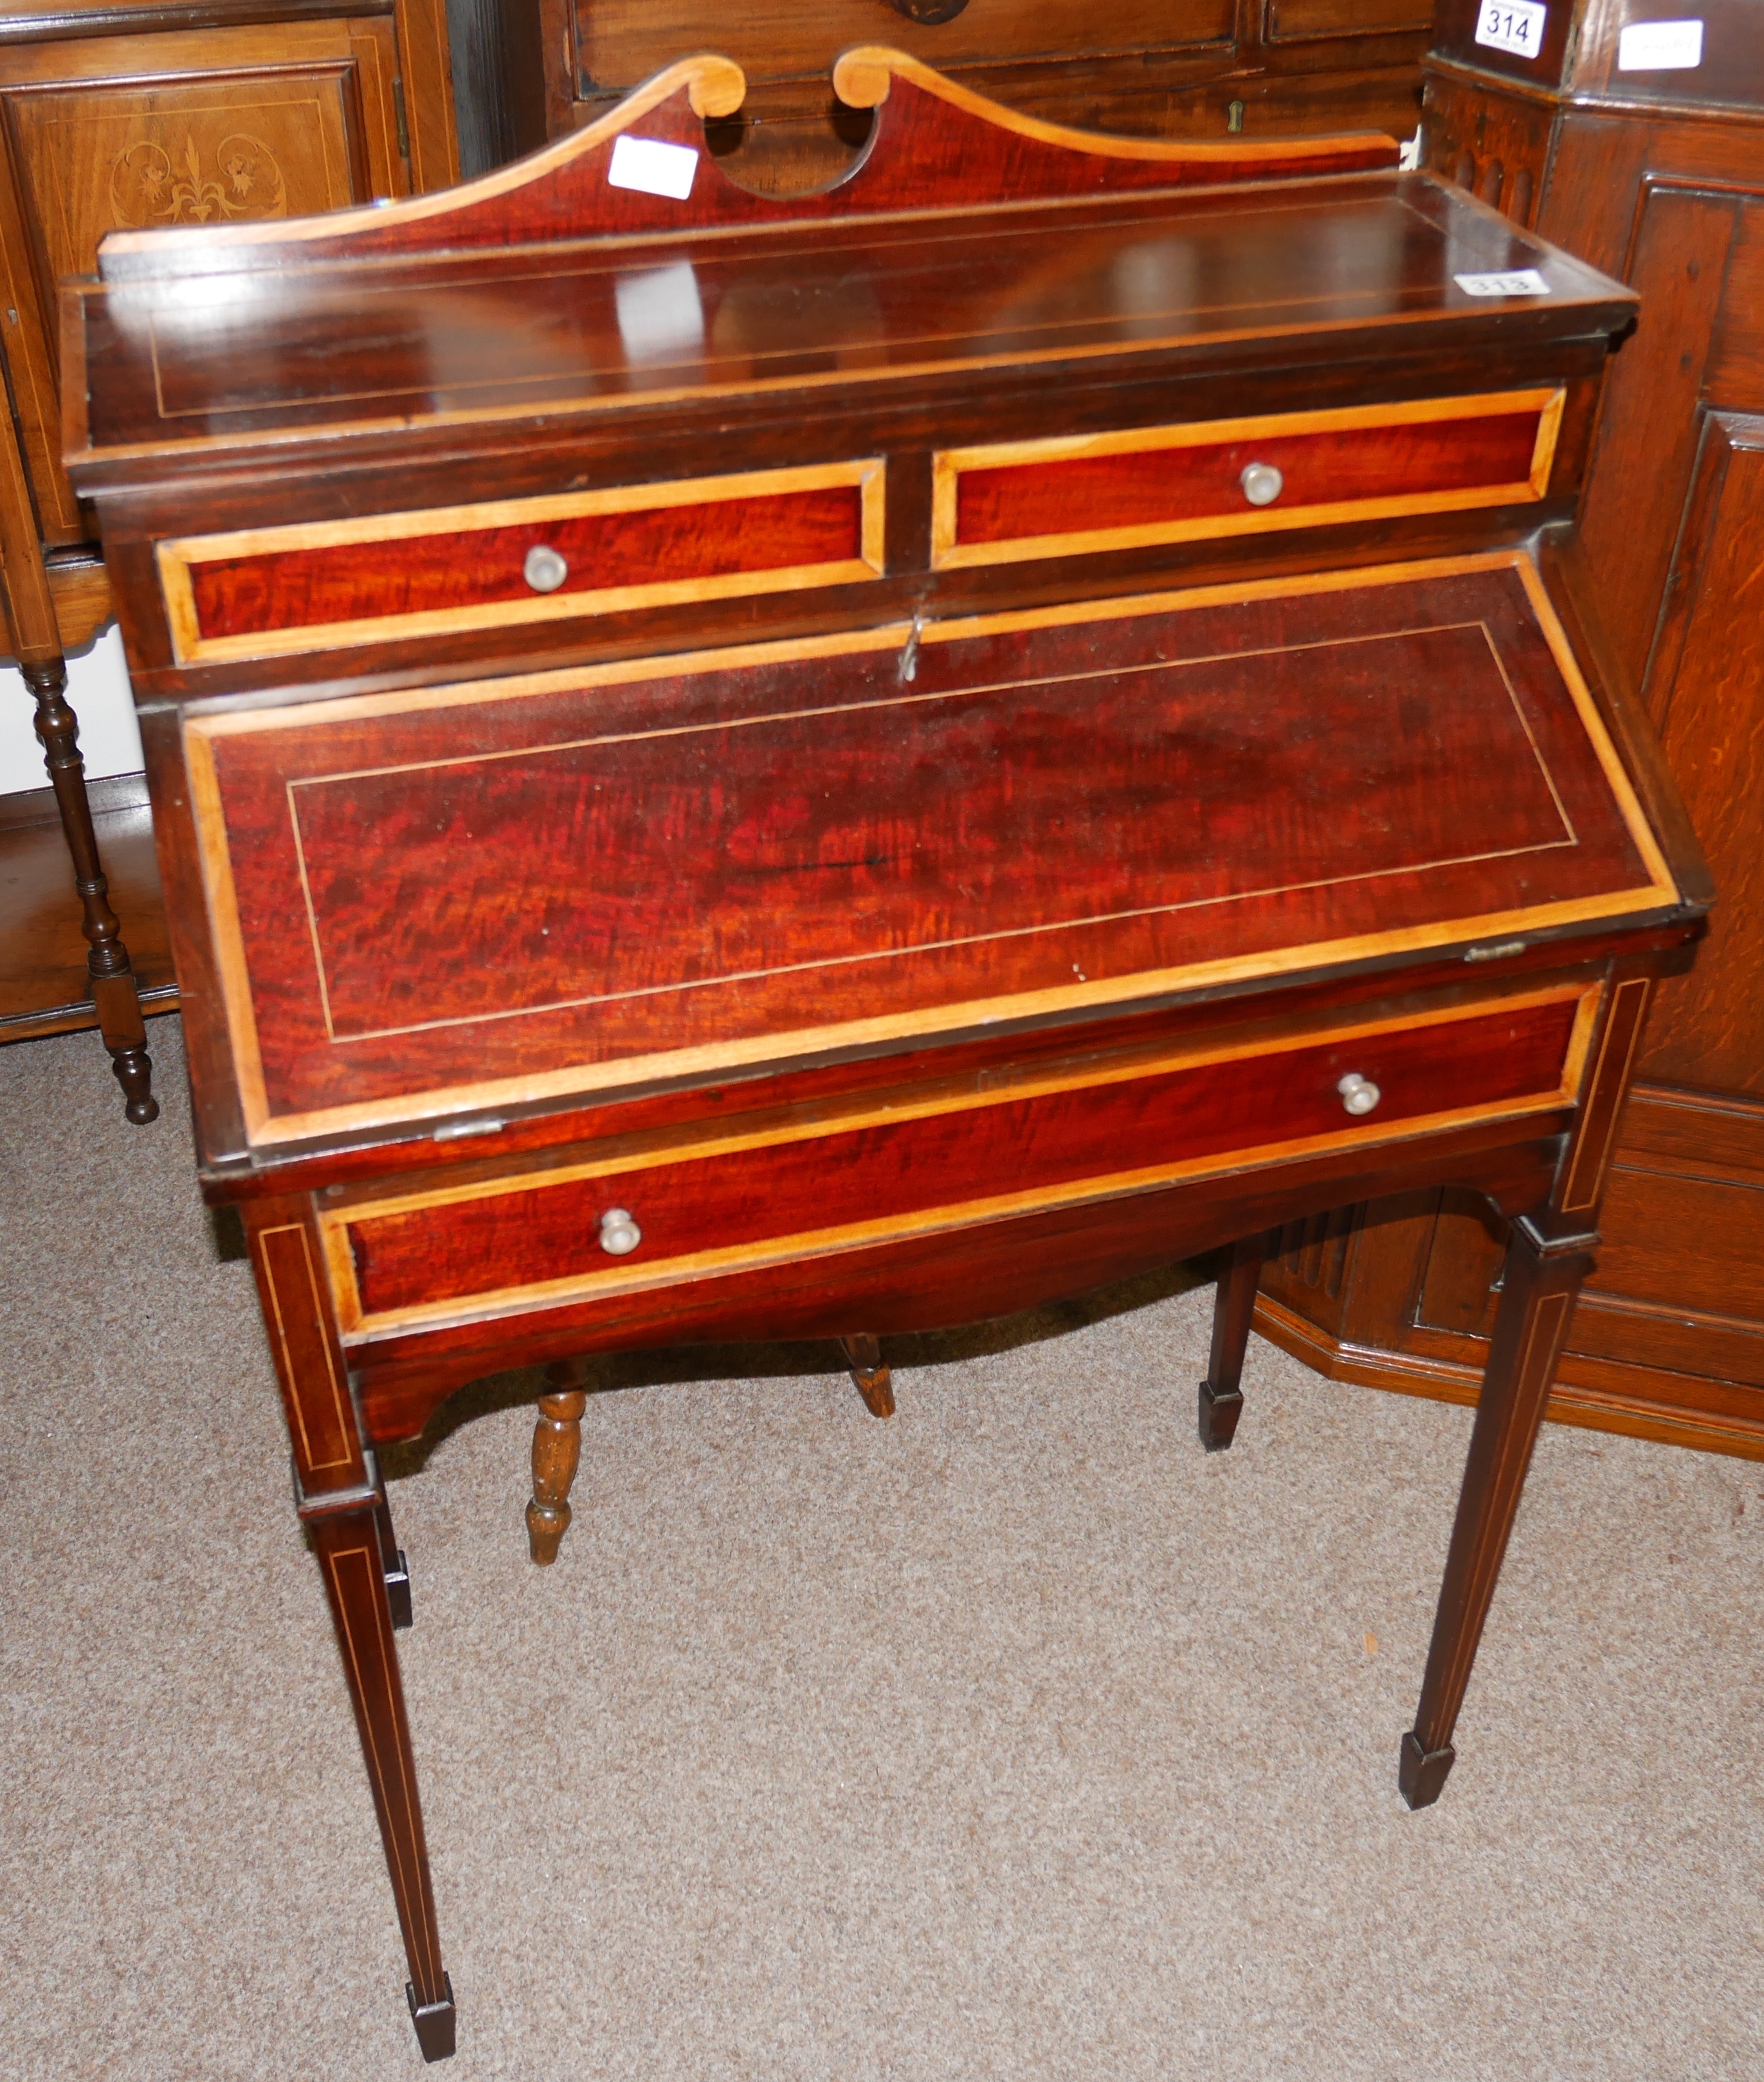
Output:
1475 0 1547 57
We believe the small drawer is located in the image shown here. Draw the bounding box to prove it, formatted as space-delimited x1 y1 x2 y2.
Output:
931 390 1564 571
323 984 1597 1341
158 459 886 665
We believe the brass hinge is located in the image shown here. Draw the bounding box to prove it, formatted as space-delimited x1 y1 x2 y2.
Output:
392 76 410 164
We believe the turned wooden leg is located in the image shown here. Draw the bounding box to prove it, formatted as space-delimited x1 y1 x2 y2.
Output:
527 1356 591 1564
1401 1214 1594 1808
1198 1232 1268 1451
24 657 158 1125
839 1334 895 1418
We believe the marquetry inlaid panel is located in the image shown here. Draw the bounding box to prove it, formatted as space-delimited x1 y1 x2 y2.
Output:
0 19 403 541
9 68 361 281
180 554 1675 1149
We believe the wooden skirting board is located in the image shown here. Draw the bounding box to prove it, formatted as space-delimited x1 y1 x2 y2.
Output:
1254 1289 1764 1462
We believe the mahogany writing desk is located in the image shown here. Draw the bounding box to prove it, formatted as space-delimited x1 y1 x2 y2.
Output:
62 50 1709 2061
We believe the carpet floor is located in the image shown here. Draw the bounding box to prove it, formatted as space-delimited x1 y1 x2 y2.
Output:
3 1018 1761 2081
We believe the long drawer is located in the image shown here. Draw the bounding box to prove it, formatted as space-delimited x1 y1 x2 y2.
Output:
321 984 1597 1340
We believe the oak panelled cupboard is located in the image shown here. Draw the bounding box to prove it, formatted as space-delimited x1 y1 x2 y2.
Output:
1259 0 1764 1457
63 51 1705 2059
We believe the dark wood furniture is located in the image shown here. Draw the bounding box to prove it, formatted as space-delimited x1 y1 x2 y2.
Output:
484 1 1430 185
0 0 460 1118
0 772 176 1042
1257 0 1764 1457
65 51 1705 2059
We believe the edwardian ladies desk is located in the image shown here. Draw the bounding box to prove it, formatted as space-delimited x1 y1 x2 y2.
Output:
61 50 1707 2060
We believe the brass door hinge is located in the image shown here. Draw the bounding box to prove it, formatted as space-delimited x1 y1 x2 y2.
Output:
393 76 410 165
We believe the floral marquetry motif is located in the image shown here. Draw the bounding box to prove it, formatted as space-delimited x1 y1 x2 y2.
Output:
0 20 430 546
110 132 289 226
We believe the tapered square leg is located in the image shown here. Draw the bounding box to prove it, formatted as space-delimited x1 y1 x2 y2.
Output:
1197 1377 1243 1452
1399 972 1657 1809
1399 1731 1457 1809
307 1504 453 2052
408 1973 458 2062
248 1201 453 2050
1402 1214 1594 1807
1198 1233 1269 1451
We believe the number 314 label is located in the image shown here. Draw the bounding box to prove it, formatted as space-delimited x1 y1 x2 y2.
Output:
1475 0 1547 57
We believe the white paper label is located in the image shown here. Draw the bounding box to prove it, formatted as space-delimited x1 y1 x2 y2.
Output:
614 260 705 363
1455 268 1552 296
1617 18 1704 69
607 134 698 201
1474 0 1548 59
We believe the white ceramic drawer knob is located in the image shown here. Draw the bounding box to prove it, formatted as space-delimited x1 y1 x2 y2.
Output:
599 1208 641 1255
1338 1073 1381 1118
523 544 568 593
1240 462 1284 507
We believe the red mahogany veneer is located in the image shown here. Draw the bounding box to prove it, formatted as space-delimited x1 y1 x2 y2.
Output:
62 47 1707 2063
936 390 1563 568
162 461 885 664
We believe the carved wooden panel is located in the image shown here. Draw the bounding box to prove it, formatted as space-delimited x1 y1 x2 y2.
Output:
0 19 404 543
1419 64 1552 227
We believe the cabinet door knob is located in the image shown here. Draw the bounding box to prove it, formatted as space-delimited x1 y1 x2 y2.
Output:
599 1208 641 1255
1338 1073 1381 1118
523 545 568 593
1240 462 1284 507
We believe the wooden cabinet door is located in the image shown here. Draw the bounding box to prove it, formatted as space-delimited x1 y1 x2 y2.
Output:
1411 186 1764 1417
1636 413 1764 1098
0 19 409 544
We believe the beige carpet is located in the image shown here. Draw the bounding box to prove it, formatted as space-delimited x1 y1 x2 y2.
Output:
4 1018 1762 2081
